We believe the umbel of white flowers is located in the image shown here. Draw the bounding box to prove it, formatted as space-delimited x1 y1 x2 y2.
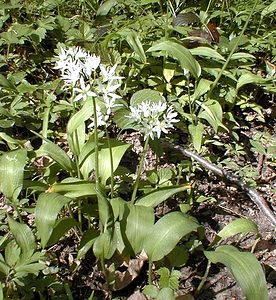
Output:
129 101 179 140
54 46 123 128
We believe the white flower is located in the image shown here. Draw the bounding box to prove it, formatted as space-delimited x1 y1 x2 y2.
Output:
61 60 83 87
100 64 123 82
84 54 101 77
72 46 87 60
129 101 179 140
73 78 97 101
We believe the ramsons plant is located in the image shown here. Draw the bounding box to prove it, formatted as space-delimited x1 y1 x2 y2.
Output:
0 0 274 299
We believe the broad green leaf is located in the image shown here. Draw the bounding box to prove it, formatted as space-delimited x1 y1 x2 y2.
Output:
261 0 276 17
136 185 190 207
230 53 255 60
0 149 27 202
77 228 99 260
79 135 97 180
250 140 266 155
130 89 164 107
123 204 155 255
5 241 20 267
49 178 97 198
67 121 86 155
79 138 130 183
67 98 93 134
163 62 176 83
0 74 16 90
98 140 130 184
47 218 79 246
35 193 72 248
96 0 117 16
236 73 267 90
198 99 228 132
204 245 268 300
97 185 114 228
189 123 204 152
158 267 181 290
93 229 116 260
143 285 159 298
190 46 225 62
156 287 175 300
110 197 127 220
193 79 212 101
8 216 36 261
217 218 259 240
14 262 45 278
119 29 146 63
0 259 10 276
144 212 200 261
147 40 201 78
36 140 75 173
114 108 136 130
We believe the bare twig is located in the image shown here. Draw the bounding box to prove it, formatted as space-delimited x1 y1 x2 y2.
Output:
166 143 276 227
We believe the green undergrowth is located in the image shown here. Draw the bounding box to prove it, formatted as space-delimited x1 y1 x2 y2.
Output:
0 0 275 299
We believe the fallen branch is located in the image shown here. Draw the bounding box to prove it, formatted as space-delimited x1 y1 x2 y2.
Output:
167 143 276 227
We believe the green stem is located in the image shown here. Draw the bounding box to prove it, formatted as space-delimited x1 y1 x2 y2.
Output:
105 128 114 198
205 0 213 16
131 136 150 204
195 260 211 296
42 107 51 139
187 73 195 126
207 0 259 98
92 99 100 186
148 261 153 285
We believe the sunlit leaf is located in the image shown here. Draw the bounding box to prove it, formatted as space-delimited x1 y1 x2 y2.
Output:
79 138 130 184
8 217 36 261
204 245 268 300
96 0 117 16
67 121 86 155
49 178 97 198
36 140 75 173
236 73 267 90
0 149 27 202
217 218 259 240
67 98 94 134
189 123 204 152
123 204 155 255
144 212 200 261
35 193 72 248
147 40 201 78
193 79 212 101
190 46 225 62
156 287 175 300
230 53 255 60
98 140 130 184
130 89 164 107
136 185 190 207
119 29 146 63
261 0 276 17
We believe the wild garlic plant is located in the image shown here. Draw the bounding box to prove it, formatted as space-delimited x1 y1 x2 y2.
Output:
128 100 179 202
52 45 180 202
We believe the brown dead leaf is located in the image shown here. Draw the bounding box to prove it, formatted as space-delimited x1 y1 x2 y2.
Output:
127 291 147 300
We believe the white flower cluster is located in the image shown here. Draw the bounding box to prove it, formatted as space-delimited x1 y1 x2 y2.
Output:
129 101 179 140
54 46 123 128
